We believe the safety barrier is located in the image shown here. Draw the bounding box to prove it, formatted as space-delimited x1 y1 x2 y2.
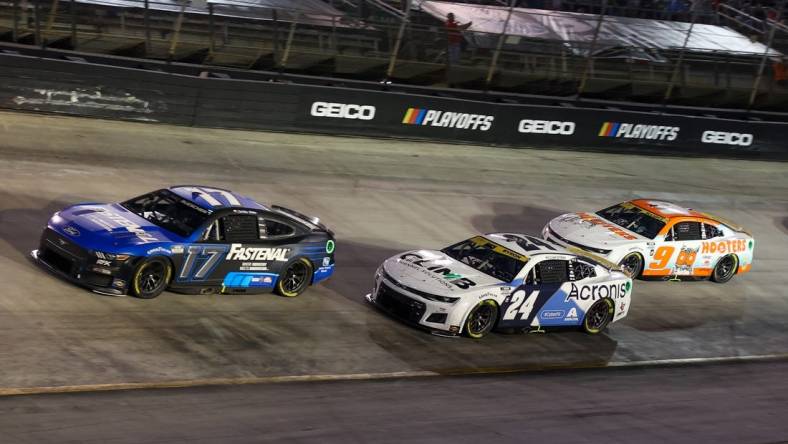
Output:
1 52 786 159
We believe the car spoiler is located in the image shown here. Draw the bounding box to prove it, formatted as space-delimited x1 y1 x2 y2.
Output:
272 205 333 236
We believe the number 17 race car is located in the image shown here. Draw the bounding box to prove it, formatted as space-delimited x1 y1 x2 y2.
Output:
32 186 335 299
367 233 632 338
542 199 754 282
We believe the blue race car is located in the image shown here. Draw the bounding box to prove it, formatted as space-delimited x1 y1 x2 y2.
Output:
32 186 335 299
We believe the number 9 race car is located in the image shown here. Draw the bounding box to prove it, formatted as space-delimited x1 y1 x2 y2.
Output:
31 186 335 299
366 233 632 338
542 199 754 282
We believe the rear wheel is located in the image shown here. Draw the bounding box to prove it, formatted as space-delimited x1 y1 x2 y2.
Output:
130 257 171 299
618 253 643 279
275 258 313 297
711 254 738 283
464 300 498 339
582 298 614 334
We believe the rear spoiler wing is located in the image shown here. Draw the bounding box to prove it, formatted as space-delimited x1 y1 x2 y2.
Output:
272 205 333 236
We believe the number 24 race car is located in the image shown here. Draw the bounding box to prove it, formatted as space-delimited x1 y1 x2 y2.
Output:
542 199 754 282
367 233 632 338
32 186 336 298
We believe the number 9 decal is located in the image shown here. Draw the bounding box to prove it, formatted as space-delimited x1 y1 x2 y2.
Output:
649 246 675 269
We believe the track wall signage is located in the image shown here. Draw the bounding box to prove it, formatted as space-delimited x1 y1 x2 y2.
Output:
1 54 785 159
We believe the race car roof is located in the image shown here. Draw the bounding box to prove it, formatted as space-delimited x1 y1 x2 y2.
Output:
630 199 706 219
484 233 568 257
169 186 267 211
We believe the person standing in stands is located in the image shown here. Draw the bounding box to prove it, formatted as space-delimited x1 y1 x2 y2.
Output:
446 12 472 66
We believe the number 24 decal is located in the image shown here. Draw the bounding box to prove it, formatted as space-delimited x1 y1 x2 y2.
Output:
503 289 539 321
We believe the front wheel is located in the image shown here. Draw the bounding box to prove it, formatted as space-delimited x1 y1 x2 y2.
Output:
275 258 313 297
130 257 171 299
582 298 614 334
464 300 499 339
711 254 738 283
618 253 643 279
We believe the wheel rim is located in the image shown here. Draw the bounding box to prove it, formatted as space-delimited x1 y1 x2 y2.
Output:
140 262 165 293
586 301 610 331
283 262 308 293
716 256 736 280
468 304 495 335
620 254 641 278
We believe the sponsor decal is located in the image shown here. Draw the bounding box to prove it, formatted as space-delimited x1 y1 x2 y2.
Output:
701 239 748 254
223 272 278 288
399 252 477 289
565 282 628 302
598 122 679 141
402 108 494 131
322 256 331 267
64 226 80 237
565 307 579 322
96 259 112 267
239 262 268 271
540 310 565 320
226 244 290 262
571 213 639 240
91 212 159 243
518 119 575 135
701 131 753 147
171 245 184 254
326 240 335 254
112 279 126 288
310 101 376 120
147 247 172 255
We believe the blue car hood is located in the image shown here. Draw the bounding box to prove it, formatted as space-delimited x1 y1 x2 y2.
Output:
51 203 184 253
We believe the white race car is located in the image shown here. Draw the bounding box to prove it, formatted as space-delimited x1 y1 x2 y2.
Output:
543 199 754 282
366 233 631 338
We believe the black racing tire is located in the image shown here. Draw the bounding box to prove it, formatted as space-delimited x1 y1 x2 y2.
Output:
582 298 614 334
711 254 738 283
130 257 171 299
463 300 499 339
618 253 643 279
275 257 313 297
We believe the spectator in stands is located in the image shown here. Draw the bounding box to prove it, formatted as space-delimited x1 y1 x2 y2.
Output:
446 13 472 65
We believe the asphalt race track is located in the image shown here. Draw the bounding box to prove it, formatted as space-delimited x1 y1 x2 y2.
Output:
0 110 787 392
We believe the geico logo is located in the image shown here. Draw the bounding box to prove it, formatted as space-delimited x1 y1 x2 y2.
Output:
310 102 375 120
227 244 290 261
565 282 627 302
701 131 753 146
400 253 477 289
518 119 576 135
701 239 747 254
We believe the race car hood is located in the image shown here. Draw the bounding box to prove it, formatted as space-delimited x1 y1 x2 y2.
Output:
382 249 505 297
49 203 183 252
548 212 646 249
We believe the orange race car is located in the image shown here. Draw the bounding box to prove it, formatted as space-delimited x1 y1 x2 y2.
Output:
542 199 754 282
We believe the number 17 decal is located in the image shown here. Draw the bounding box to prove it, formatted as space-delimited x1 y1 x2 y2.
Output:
178 245 229 281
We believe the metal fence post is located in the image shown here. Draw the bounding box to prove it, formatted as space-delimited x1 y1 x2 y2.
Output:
664 10 697 103
208 3 215 56
747 0 785 109
144 0 150 55
279 17 298 69
45 0 59 33
386 0 411 79
485 0 516 89
272 8 280 62
12 0 19 42
34 0 42 47
69 0 76 49
576 0 608 97
168 0 188 62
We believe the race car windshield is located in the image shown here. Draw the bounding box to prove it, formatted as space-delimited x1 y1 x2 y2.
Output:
441 236 528 283
596 203 666 239
121 190 210 237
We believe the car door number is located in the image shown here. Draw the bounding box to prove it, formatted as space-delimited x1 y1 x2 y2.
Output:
503 289 539 321
179 245 227 281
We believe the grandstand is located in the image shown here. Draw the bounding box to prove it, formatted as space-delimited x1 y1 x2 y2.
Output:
0 0 785 110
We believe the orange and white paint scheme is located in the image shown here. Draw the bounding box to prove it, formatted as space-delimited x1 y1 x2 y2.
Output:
542 199 754 283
